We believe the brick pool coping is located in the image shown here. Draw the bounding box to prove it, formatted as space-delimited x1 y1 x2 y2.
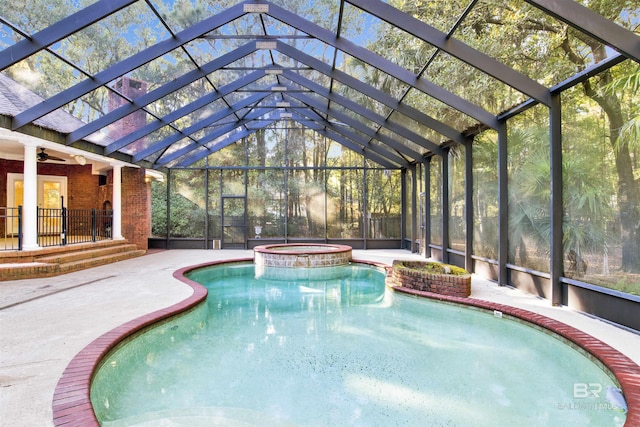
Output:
52 258 639 426
51 259 249 426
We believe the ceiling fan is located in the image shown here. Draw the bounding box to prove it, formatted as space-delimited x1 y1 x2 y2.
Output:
37 147 66 162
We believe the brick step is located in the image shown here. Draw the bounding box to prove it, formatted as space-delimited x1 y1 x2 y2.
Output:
57 249 146 273
37 244 140 264
0 241 146 281
0 262 60 281
0 239 131 264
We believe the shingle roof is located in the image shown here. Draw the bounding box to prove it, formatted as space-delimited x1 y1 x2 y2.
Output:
0 73 84 133
0 73 111 145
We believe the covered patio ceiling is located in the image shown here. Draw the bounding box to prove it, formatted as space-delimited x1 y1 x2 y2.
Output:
0 0 638 170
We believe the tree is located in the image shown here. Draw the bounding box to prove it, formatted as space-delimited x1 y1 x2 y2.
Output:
467 1 639 272
379 0 639 272
1 1 161 122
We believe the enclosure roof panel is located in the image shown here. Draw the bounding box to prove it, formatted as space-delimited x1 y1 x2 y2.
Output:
0 0 638 169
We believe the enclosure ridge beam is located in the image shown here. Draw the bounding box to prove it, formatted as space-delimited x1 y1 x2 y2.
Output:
285 97 406 164
266 5 497 128
291 105 409 167
275 41 475 138
313 118 408 167
276 114 323 130
346 0 551 106
301 113 410 167
250 109 401 168
291 92 421 162
317 128 401 169
281 101 326 123
282 70 442 155
10 2 248 130
0 0 137 72
290 91 424 160
286 97 409 165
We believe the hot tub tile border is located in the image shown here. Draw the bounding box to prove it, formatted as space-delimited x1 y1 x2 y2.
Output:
52 258 639 426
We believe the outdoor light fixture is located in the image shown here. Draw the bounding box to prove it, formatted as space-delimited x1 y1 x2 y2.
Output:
271 86 287 91
280 112 292 118
73 155 87 165
265 69 283 75
276 102 290 107
244 4 269 13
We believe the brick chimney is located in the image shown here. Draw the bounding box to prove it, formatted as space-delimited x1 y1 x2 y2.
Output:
105 77 151 251
108 77 148 142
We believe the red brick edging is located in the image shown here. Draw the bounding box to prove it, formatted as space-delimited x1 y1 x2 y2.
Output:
51 258 251 426
52 258 639 426
390 259 471 297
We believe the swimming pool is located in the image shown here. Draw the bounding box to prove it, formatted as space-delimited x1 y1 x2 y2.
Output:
89 262 626 426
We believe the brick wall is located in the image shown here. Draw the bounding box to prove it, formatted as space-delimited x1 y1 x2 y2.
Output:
122 167 150 250
391 260 471 298
1 159 98 209
1 159 151 250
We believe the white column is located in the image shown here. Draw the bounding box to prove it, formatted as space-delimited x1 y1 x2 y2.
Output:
111 165 124 240
22 142 39 250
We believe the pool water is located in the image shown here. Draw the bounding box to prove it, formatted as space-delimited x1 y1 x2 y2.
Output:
91 263 626 426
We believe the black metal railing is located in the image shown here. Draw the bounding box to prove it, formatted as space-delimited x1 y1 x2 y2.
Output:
0 206 113 250
37 207 113 248
37 207 64 247
1 206 22 251
66 209 113 245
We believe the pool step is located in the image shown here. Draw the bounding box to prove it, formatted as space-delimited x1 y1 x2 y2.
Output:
0 240 146 281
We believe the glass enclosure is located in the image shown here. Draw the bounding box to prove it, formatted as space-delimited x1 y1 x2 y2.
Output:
2 1 638 298
151 136 400 246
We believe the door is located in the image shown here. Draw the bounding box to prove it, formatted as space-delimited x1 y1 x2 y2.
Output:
7 173 67 236
222 196 246 249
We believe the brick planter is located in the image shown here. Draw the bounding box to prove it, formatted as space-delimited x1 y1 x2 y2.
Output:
390 260 471 298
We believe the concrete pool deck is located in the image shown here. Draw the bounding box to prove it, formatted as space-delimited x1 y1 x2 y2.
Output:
1 249 639 426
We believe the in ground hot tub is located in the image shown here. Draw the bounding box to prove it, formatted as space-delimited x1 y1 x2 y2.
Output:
253 243 352 268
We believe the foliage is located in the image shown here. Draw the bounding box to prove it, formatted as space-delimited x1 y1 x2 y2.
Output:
394 260 469 276
151 179 206 238
472 130 498 259
376 0 639 280
604 68 640 154
150 181 167 237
